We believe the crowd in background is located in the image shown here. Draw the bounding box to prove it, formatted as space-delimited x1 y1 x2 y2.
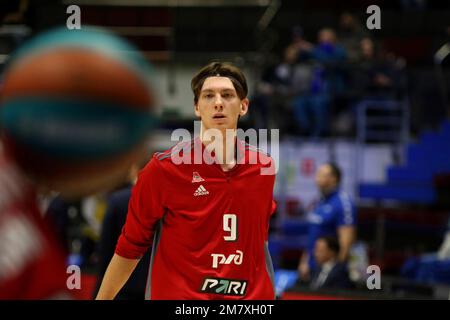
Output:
250 12 408 138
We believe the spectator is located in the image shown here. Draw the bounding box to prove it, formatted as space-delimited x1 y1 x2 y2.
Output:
290 25 314 62
310 236 353 290
251 44 301 130
353 37 406 99
337 12 369 62
311 28 347 68
297 163 357 282
292 28 348 137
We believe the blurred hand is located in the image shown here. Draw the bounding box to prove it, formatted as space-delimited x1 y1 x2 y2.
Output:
293 39 313 52
298 261 310 282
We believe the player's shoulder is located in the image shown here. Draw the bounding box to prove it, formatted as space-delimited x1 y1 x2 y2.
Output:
154 139 194 160
242 142 275 171
154 140 192 161
243 142 271 158
148 139 195 174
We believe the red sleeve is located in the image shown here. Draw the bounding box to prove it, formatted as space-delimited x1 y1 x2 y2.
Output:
115 158 166 259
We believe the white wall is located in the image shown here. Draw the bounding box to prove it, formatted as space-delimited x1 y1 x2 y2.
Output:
276 141 395 211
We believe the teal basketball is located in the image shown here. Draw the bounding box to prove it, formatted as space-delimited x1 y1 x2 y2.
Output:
0 27 158 197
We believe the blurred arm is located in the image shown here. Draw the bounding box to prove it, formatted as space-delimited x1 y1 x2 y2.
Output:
297 250 310 281
337 225 356 262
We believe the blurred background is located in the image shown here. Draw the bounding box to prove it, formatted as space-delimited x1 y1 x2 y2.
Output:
1 0 450 299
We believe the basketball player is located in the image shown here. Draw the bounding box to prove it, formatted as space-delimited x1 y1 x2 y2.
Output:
96 62 277 300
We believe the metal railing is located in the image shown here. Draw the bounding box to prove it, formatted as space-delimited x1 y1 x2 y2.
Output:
354 98 410 262
355 98 410 198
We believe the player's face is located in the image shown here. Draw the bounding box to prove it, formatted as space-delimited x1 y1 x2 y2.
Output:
315 165 337 193
195 76 249 132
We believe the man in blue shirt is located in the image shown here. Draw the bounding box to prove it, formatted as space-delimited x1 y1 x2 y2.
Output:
297 163 357 282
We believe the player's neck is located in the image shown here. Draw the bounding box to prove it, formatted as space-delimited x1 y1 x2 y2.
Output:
200 125 237 171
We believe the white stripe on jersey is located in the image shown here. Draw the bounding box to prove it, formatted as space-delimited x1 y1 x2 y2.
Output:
339 192 354 225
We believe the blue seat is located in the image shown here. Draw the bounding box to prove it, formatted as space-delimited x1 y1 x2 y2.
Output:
402 254 450 285
359 120 450 204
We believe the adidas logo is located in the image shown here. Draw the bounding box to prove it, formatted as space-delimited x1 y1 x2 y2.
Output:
194 185 209 196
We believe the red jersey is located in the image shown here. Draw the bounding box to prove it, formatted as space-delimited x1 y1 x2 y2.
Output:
0 150 71 299
116 138 277 300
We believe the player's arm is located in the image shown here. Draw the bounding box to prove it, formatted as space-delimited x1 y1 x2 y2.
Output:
96 254 139 300
96 158 166 300
337 225 356 262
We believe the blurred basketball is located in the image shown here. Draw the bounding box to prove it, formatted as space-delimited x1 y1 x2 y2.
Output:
0 27 158 198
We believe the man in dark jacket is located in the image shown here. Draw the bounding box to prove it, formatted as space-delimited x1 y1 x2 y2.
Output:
309 236 353 290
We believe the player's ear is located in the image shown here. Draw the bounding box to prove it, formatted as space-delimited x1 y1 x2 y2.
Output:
194 100 201 118
239 98 249 116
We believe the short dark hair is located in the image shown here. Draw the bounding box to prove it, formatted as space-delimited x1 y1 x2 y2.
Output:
319 236 340 254
191 62 248 104
327 162 341 184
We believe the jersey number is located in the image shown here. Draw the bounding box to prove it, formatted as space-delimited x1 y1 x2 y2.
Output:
223 214 237 241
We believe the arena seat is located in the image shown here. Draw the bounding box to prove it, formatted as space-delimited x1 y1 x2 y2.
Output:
359 120 450 204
